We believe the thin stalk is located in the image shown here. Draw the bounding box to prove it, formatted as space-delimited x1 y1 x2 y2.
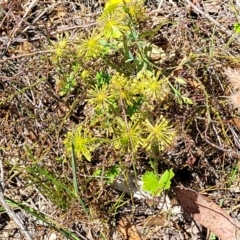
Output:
71 139 90 217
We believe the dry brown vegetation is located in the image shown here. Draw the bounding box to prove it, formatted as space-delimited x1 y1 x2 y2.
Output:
1 0 240 239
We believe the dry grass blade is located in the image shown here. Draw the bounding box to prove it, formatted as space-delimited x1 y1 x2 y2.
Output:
7 0 38 50
183 0 238 39
1 0 240 238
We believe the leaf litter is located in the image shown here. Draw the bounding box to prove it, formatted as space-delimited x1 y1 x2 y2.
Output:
1 0 240 239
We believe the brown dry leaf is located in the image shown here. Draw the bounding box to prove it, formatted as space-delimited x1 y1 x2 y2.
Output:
174 186 240 239
230 117 240 130
192 0 202 4
202 0 221 13
188 78 200 89
149 44 166 62
118 216 142 240
143 214 166 227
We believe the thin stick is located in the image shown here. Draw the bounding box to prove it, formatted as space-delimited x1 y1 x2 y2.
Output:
7 0 38 49
0 78 45 107
182 0 234 37
0 50 54 64
0 159 33 240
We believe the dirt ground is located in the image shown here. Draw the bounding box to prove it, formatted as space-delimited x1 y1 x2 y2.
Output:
1 0 240 239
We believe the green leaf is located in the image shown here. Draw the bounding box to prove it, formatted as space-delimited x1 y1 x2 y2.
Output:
141 169 175 196
234 23 240 34
142 171 159 195
58 71 76 96
105 165 120 184
125 50 134 63
182 96 193 105
93 169 102 177
126 98 143 116
158 169 175 191
93 166 120 184
175 77 187 85
95 71 111 88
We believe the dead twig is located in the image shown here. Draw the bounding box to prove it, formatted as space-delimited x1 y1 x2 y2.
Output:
0 50 54 64
7 0 38 50
0 21 99 46
195 120 239 158
0 158 33 240
182 0 239 39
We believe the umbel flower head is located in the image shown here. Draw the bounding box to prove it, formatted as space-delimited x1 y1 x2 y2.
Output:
143 116 175 152
225 68 240 111
77 30 103 59
97 0 147 39
98 13 129 39
102 0 146 21
64 126 95 161
135 70 169 102
102 0 131 16
50 33 69 63
124 0 147 21
87 85 113 111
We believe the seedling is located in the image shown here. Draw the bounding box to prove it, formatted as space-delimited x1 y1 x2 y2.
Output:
141 169 175 196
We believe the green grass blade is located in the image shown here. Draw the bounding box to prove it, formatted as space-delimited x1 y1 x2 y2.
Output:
71 140 90 217
5 197 80 240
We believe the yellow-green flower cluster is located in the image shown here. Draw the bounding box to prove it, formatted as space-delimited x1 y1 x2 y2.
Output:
98 13 129 39
76 0 147 60
98 0 147 40
101 0 146 21
88 85 112 111
50 34 69 63
143 117 175 151
133 70 169 102
109 73 137 106
113 117 143 152
77 30 103 60
64 126 95 161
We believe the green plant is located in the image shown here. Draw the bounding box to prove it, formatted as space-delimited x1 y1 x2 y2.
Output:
25 165 76 209
49 0 177 230
234 22 240 34
93 165 121 184
225 22 240 47
228 164 239 187
4 197 81 240
141 169 175 196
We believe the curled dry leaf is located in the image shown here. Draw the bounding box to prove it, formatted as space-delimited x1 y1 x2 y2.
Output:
174 186 240 239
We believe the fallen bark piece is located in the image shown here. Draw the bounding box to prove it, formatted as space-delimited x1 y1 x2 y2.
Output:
174 186 240 239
